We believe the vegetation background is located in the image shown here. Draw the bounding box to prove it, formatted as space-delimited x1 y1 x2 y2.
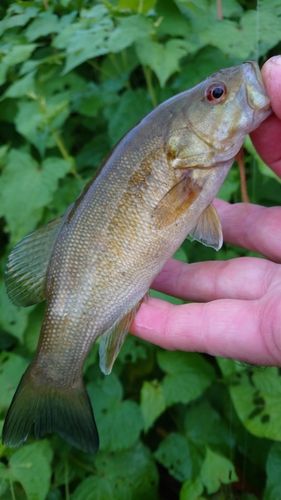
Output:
0 0 281 498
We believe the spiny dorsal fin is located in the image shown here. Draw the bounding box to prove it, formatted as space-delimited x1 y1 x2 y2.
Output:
5 216 64 307
188 203 223 251
152 172 202 229
99 294 148 375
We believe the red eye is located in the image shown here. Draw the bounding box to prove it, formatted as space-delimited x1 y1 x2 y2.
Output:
206 83 226 102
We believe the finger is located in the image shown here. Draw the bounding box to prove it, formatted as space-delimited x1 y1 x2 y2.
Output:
250 56 281 176
131 296 281 366
151 256 276 302
214 199 281 263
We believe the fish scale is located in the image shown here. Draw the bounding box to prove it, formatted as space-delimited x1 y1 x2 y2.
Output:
2 61 271 453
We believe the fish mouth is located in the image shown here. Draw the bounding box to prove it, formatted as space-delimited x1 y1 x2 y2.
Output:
243 60 272 114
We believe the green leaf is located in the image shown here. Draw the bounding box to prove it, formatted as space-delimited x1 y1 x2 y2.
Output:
59 12 114 74
183 399 235 456
4 71 35 98
217 167 240 202
0 280 30 343
136 38 189 87
244 136 281 184
106 88 152 145
157 351 215 406
72 442 158 500
200 447 237 494
180 479 204 500
0 63 8 86
25 12 59 42
117 0 156 14
241 10 281 56
8 440 53 500
0 351 29 412
229 368 281 440
2 44 37 67
199 19 253 60
0 150 71 242
154 433 193 482
0 6 38 33
140 380 166 431
264 442 281 500
108 15 153 53
88 373 143 451
15 94 70 155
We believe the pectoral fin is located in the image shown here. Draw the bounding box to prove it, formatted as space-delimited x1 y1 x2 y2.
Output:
99 294 148 375
152 172 202 229
188 203 223 251
5 215 64 307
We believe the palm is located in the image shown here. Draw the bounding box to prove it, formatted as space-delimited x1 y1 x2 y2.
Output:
131 57 281 367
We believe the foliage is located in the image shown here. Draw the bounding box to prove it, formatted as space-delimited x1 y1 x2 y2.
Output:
0 0 281 498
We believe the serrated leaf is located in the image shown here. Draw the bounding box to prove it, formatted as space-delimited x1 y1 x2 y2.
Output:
183 400 235 461
25 12 59 42
180 479 204 500
229 368 281 441
8 440 53 500
154 433 192 482
61 17 114 74
199 19 252 60
88 373 143 451
264 442 281 500
72 442 158 500
0 6 38 33
4 71 35 98
200 447 237 494
2 44 37 67
140 380 166 431
157 351 215 407
0 352 29 411
15 95 70 155
136 38 189 87
107 88 152 145
108 15 152 53
0 150 71 242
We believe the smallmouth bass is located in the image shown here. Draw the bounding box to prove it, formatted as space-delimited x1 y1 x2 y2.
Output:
2 61 271 453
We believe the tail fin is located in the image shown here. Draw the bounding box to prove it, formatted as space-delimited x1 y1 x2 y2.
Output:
2 365 99 454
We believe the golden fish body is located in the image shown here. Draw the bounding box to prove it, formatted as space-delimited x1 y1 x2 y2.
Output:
2 61 271 453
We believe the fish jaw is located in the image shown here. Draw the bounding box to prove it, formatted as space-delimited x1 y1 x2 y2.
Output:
242 60 272 131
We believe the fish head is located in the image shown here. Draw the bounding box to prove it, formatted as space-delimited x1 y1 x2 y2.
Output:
169 61 272 167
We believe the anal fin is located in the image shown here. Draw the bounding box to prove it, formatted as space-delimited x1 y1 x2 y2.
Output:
188 203 223 251
5 215 64 307
99 294 148 375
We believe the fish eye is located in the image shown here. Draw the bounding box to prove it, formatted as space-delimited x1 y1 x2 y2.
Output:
205 83 226 103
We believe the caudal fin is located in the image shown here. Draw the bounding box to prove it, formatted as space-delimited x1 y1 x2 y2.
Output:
2 365 99 454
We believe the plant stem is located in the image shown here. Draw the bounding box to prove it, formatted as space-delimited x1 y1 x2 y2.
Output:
9 476 16 500
142 66 158 108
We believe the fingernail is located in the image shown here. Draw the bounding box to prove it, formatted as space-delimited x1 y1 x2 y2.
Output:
269 55 281 65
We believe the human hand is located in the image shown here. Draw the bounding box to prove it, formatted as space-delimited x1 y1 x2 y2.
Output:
131 56 281 366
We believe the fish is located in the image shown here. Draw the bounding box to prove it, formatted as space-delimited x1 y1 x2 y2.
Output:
2 61 271 453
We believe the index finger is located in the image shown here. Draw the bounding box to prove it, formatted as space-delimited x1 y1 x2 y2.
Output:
250 56 281 176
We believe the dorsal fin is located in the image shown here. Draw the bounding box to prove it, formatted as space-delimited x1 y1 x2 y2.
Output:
188 203 223 251
5 216 64 307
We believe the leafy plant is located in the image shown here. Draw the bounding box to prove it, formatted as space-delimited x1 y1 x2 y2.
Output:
0 0 281 498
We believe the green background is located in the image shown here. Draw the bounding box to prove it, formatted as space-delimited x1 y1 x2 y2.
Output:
1 0 281 498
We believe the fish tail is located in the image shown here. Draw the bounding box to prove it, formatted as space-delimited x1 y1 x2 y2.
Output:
2 364 99 454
